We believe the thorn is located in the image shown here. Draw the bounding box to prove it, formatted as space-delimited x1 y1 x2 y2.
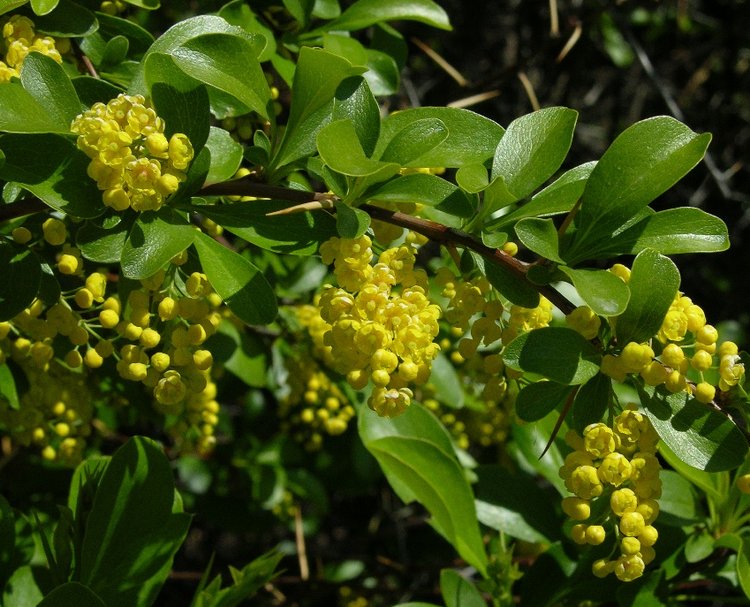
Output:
518 71 541 112
447 90 501 109
411 36 470 87
265 198 334 216
556 21 582 63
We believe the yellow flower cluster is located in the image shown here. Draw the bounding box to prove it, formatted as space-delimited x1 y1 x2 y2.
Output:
0 15 66 82
0 359 92 465
278 352 356 451
598 279 744 402
305 235 441 417
70 94 194 212
560 406 662 582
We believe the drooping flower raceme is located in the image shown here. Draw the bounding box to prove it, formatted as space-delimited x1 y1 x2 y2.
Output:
71 94 194 212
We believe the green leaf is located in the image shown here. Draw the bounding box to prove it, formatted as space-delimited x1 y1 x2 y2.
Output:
559 266 630 317
271 47 365 171
37 582 106 606
95 13 155 57
366 173 476 217
193 231 278 326
0 82 67 133
566 117 711 263
714 533 750 598
359 413 487 575
169 33 271 120
491 107 578 199
571 372 611 432
503 327 601 385
121 0 159 8
332 76 380 158
203 127 243 186
657 440 723 502
32 0 97 36
0 242 41 322
615 249 680 344
380 118 449 165
77 216 133 264
30 0 58 14
440 569 485 607
641 388 748 471
0 362 21 410
363 48 400 96
376 107 504 168
72 76 123 108
150 80 210 155
2 565 43 607
514 217 563 263
606 207 730 256
20 53 82 130
0 134 104 218
320 0 451 31
317 118 400 178
121 208 195 279
486 162 595 231
336 203 371 238
217 0 275 62
79 437 191 607
515 380 573 422
455 163 489 193
205 320 267 388
657 470 702 525
324 32 368 66
474 465 561 543
197 200 337 256
426 353 464 409
479 254 540 308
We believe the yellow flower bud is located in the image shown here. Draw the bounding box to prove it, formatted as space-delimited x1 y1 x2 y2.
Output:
99 309 120 329
12 226 32 244
619 511 646 537
43 218 66 245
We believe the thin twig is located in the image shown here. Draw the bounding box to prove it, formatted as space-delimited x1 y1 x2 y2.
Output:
556 21 582 63
411 36 470 87
549 0 560 36
447 90 501 109
294 506 309 581
73 41 99 79
518 71 541 111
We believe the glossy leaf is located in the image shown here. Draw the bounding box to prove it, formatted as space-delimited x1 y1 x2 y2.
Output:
714 534 750 598
77 216 133 264
427 353 464 409
336 203 371 238
20 53 82 130
320 0 451 31
642 388 748 471
121 208 195 279
272 47 365 170
30 0 58 14
206 320 267 388
440 569 485 607
0 82 67 133
571 372 611 432
217 0 275 62
366 173 476 217
486 161 595 231
379 118 449 165
72 76 123 107
0 134 104 218
317 118 400 177
193 231 278 326
95 13 155 57
198 200 337 255
455 163 489 193
607 207 729 255
515 380 573 422
615 249 680 344
480 254 540 308
0 242 41 322
79 437 191 607
332 76 380 157
151 81 210 155
560 266 630 317
376 107 504 168
491 107 578 198
37 583 106 607
514 217 563 263
658 470 702 525
566 117 711 262
503 327 601 385
32 0 97 36
203 126 243 185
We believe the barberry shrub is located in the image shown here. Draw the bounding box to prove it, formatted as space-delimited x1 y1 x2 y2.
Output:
0 1 748 605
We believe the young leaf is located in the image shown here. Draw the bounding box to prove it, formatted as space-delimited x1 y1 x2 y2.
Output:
379 118 449 165
615 249 680 345
333 76 380 157
31 0 97 36
641 388 748 471
514 217 563 263
336 203 371 238
0 134 104 218
30 0 59 15
120 208 196 279
203 126 243 185
0 242 42 322
193 231 278 326
366 173 476 217
440 569 486 607
376 107 504 168
503 327 601 385
559 266 630 317
565 117 711 263
319 0 451 31
78 437 191 607
20 53 82 129
491 107 578 199
317 118 400 178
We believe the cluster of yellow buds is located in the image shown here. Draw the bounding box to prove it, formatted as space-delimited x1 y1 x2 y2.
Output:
596 264 745 403
0 15 67 82
278 351 356 451
70 94 194 212
422 393 510 451
0 356 93 465
303 235 441 417
560 406 662 582
566 305 602 340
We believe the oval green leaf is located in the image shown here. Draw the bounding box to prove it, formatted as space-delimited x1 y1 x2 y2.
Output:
0 242 42 322
560 266 630 317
